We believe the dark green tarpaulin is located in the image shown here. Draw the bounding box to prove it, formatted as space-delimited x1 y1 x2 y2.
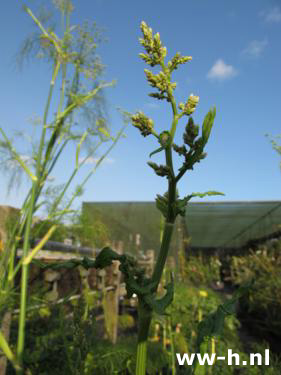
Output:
83 201 281 253
184 201 281 248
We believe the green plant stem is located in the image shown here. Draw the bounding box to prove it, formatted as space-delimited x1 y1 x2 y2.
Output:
136 300 152 375
151 222 175 288
151 145 177 287
16 185 37 370
136 182 176 375
13 64 66 367
136 341 147 375
0 331 21 373
8 56 67 277
136 101 178 373
37 61 58 173
135 224 175 375
16 54 59 374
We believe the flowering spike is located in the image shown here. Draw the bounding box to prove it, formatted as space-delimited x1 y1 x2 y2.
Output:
131 112 154 137
139 21 166 66
179 94 200 116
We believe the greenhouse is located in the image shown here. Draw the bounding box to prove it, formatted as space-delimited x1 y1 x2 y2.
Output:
83 200 281 252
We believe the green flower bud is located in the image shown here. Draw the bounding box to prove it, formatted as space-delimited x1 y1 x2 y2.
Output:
131 111 154 137
179 94 200 116
172 144 187 156
154 32 161 43
159 131 170 146
147 162 171 178
178 102 185 111
139 21 166 66
202 107 216 146
161 47 167 59
168 53 192 72
139 52 148 60
187 94 199 114
183 117 200 147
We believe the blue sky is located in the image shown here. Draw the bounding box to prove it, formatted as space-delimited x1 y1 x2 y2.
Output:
0 0 280 212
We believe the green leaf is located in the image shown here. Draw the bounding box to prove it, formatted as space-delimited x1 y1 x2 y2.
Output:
155 194 168 218
195 281 253 351
148 92 167 100
76 131 88 168
202 107 216 146
32 258 83 270
149 146 165 158
187 190 225 200
126 278 158 299
173 191 224 218
173 198 189 217
93 247 121 269
144 275 174 315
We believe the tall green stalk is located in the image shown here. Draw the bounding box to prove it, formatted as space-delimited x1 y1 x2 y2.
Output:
130 21 220 374
16 185 37 365
16 22 64 375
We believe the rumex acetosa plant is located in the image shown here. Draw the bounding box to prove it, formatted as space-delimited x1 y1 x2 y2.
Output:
132 23 251 375
129 21 222 375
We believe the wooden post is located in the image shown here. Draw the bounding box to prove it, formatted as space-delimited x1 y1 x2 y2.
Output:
146 249 155 277
102 240 123 344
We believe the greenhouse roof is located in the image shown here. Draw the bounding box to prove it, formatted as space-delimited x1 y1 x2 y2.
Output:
184 200 281 248
83 201 281 252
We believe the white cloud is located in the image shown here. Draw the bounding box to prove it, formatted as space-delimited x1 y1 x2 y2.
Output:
207 59 238 81
260 6 281 23
242 39 268 58
79 156 115 166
